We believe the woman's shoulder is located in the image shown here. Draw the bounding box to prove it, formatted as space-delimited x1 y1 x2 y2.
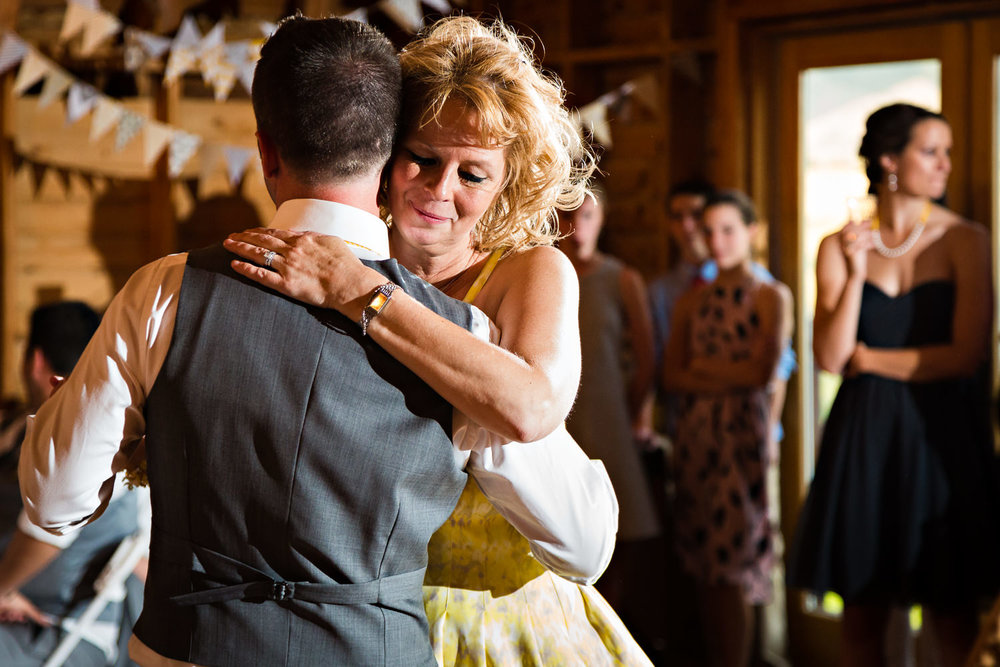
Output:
495 245 576 281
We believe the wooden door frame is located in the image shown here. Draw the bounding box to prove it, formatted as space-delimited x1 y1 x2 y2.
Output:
741 14 996 664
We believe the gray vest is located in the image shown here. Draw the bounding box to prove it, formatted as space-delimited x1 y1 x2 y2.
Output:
136 245 474 666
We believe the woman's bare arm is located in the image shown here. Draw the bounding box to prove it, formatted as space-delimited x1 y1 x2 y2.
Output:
225 231 579 442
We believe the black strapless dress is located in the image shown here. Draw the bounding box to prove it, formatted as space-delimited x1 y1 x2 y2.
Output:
787 280 1000 607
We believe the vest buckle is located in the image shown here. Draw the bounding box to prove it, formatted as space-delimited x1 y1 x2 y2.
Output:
269 580 293 601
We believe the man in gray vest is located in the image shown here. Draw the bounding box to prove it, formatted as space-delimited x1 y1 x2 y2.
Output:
19 16 616 667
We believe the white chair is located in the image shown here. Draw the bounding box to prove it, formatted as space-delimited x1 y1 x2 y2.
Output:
43 533 147 667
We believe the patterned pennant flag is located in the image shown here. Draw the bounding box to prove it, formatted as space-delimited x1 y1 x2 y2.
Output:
114 109 145 152
38 67 73 109
169 131 201 177
223 146 255 188
66 82 100 124
200 23 225 53
79 7 122 55
89 97 123 142
377 0 424 33
142 121 173 166
210 70 236 102
0 32 28 76
13 49 51 95
58 2 89 43
165 15 202 81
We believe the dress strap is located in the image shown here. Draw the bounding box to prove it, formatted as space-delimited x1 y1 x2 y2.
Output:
462 248 505 303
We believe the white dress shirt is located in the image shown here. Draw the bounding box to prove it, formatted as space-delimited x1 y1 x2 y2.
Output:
20 199 616 589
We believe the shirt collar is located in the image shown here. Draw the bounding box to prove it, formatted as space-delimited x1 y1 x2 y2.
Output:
269 199 389 260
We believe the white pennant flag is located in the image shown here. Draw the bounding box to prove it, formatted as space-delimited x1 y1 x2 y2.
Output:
89 97 123 142
38 68 73 109
13 49 51 96
576 101 613 147
114 110 145 152
79 8 122 55
143 121 173 167
259 21 277 38
198 23 226 85
0 32 28 76
342 8 368 23
58 2 89 43
628 74 660 114
124 27 172 71
377 0 424 33
237 61 255 95
223 146 255 188
73 0 100 9
422 0 451 13
169 131 201 177
66 82 100 124
174 15 202 49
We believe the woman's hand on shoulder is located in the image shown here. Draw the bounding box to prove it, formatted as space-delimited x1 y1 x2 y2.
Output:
224 228 383 317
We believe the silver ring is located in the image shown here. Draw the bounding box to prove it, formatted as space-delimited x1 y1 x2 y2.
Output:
263 250 277 268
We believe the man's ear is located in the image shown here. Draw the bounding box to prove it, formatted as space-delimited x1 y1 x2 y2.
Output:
257 131 279 179
28 348 54 396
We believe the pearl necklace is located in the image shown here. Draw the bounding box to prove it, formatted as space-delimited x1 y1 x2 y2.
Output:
872 201 932 258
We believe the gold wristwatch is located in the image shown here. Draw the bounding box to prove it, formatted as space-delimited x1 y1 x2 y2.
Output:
360 282 399 335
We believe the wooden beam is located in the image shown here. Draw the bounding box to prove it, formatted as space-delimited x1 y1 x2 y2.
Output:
150 75 179 260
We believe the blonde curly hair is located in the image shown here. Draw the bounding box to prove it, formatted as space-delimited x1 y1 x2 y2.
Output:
393 16 596 254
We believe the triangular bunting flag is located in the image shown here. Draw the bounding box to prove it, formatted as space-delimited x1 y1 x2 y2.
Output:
38 68 73 109
165 15 202 81
0 32 28 76
422 0 451 13
89 97 123 142
73 0 100 10
66 82 100 124
342 9 368 23
114 110 145 152
628 73 660 114
13 49 51 96
143 121 173 167
237 61 255 96
198 143 224 186
124 28 172 71
259 21 277 38
377 0 424 33
577 101 613 147
223 146 254 188
30 161 48 197
200 23 225 53
58 2 89 43
79 8 122 55
210 70 236 102
169 131 201 177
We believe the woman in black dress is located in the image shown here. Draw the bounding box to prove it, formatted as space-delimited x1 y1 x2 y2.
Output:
787 103 1000 665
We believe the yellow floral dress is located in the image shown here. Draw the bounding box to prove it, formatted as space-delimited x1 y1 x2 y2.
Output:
422 251 652 667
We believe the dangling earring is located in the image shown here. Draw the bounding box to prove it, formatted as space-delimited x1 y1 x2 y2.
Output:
888 172 898 192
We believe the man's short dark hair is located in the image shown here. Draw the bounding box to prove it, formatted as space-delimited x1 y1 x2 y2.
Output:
27 301 101 377
251 15 401 184
667 180 715 208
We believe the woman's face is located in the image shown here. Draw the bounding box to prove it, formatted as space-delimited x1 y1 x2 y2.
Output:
557 195 603 257
388 98 506 257
703 203 752 270
893 118 952 199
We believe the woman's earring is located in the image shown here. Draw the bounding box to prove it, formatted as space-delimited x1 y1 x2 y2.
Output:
888 172 898 192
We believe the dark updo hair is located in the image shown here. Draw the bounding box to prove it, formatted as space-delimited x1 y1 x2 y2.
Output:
858 103 946 194
704 189 757 226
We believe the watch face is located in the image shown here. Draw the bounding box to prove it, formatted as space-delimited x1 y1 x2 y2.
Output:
369 291 390 311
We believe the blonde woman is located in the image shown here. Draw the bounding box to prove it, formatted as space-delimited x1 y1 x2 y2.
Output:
227 16 653 666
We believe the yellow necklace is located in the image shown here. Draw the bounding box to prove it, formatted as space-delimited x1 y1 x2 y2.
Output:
871 200 932 258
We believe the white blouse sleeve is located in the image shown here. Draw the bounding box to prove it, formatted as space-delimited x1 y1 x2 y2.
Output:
456 307 618 585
